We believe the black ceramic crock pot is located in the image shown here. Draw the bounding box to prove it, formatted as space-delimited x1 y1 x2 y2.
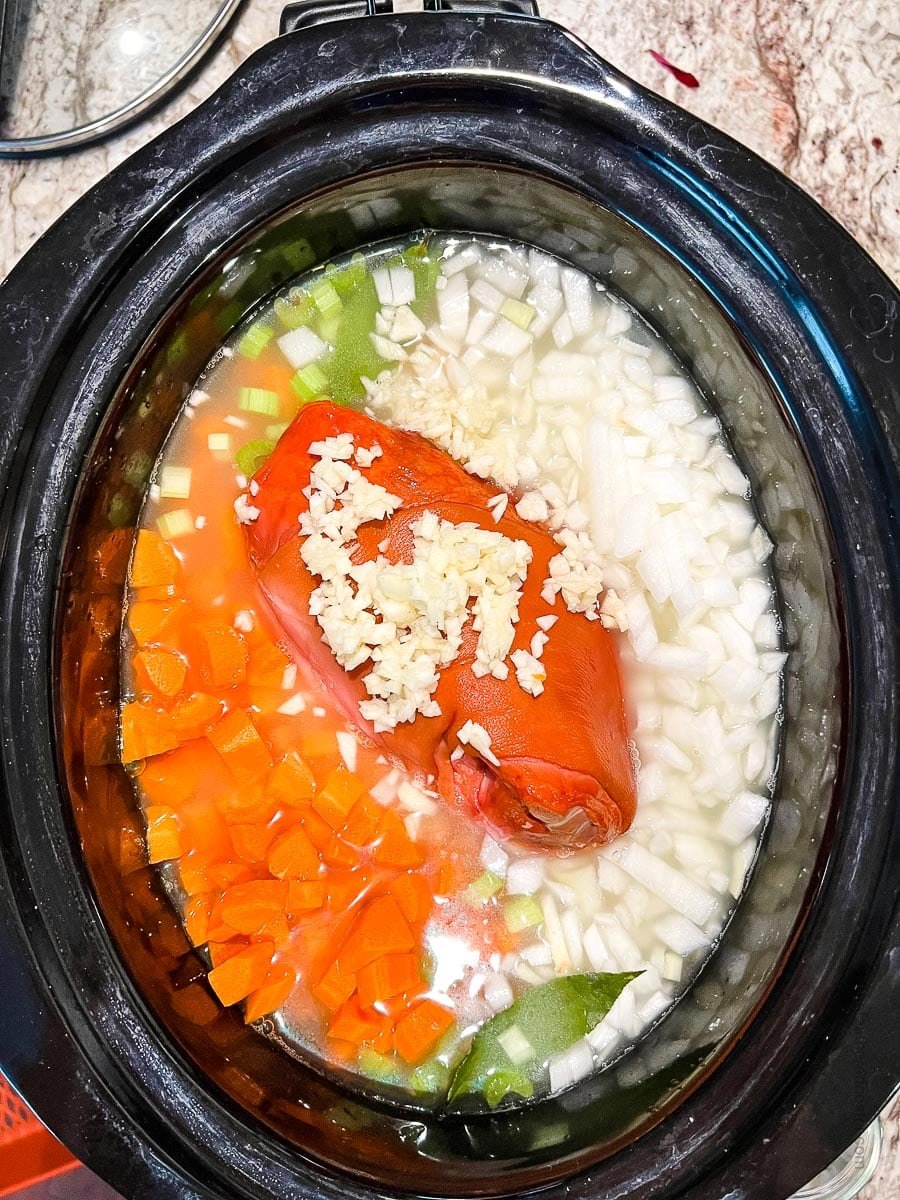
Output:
0 3 897 1198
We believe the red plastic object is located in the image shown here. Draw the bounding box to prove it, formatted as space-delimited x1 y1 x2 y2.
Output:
0 1073 78 1197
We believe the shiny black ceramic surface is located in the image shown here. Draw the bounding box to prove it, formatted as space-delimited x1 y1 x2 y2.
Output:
0 7 896 1200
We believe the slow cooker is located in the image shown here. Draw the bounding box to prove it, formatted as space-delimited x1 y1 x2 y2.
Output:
0 3 897 1198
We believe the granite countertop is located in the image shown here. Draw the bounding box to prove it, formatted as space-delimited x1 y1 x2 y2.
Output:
0 1 896 1196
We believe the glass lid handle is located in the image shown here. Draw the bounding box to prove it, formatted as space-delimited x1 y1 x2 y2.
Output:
281 0 539 35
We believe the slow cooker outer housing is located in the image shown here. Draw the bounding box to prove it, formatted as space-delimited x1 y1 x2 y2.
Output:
0 8 897 1200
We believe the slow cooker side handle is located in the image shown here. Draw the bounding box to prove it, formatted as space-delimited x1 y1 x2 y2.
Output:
280 0 539 36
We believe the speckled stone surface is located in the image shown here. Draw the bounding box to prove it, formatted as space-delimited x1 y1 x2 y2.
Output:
0 1 896 1196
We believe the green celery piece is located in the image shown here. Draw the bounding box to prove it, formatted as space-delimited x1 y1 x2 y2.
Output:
235 438 276 477
447 971 640 1107
122 450 153 489
358 1048 402 1084
274 293 313 330
107 490 137 528
326 253 368 296
409 1059 451 1096
404 243 440 318
483 1068 534 1107
327 274 390 406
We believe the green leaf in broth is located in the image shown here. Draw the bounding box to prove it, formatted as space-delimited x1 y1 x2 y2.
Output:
447 972 640 1108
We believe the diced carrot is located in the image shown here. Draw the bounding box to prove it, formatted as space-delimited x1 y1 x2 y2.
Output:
209 940 248 968
373 811 424 869
134 584 176 602
323 836 357 868
246 642 292 689
179 857 209 896
300 809 335 852
208 942 274 1007
267 824 320 880
327 995 381 1046
329 1038 358 1063
394 999 455 1065
219 880 289 934
326 871 368 912
357 953 423 1010
255 912 290 948
135 648 188 699
130 529 180 589
312 960 357 1012
145 805 183 862
207 709 272 784
437 859 466 897
127 598 183 647
119 826 147 876
170 983 220 1027
184 895 212 946
200 626 249 688
92 528 133 585
121 702 178 762
372 1020 394 1057
244 968 296 1024
342 796 383 847
286 880 326 914
266 752 315 807
171 693 222 741
312 766 367 831
338 895 414 974
218 787 277 826
388 873 433 926
205 861 255 890
229 821 278 863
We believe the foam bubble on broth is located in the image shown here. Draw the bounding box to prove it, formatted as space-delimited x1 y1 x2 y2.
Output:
122 232 783 1104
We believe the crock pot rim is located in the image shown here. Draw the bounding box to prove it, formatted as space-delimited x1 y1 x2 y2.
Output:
0 11 896 1200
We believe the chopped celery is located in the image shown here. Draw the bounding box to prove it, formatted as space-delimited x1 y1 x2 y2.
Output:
310 278 342 318
447 972 639 1107
316 313 342 344
265 422 289 442
156 509 194 540
207 432 231 453
165 329 189 366
238 387 280 416
409 1059 451 1096
502 895 543 933
358 1048 401 1083
123 449 153 489
281 237 317 272
404 243 440 318
496 1025 534 1065
236 320 275 360
464 870 504 906
290 362 330 403
107 490 136 528
326 252 368 296
159 465 192 499
483 1068 533 1107
500 298 535 329
274 293 313 330
235 438 276 477
327 274 390 405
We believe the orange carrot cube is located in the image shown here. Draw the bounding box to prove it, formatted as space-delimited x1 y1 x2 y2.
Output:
134 648 188 699
208 942 274 1007
207 709 272 784
312 766 367 831
145 805 183 863
121 702 178 762
244 968 295 1024
266 752 316 807
312 960 357 1012
130 529 180 589
266 824 320 880
357 953 423 1010
200 626 248 688
394 999 455 1065
373 811 424 869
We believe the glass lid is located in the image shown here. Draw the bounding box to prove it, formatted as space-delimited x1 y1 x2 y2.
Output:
0 0 243 154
